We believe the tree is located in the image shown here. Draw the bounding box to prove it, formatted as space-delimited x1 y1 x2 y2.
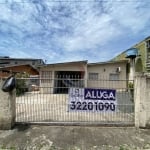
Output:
16 72 29 96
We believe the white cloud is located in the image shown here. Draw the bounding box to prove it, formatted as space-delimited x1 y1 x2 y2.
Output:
0 0 150 62
106 1 150 33
56 4 120 51
54 1 150 52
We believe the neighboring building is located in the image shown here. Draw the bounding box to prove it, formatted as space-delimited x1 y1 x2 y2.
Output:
0 64 39 78
0 64 40 91
39 60 128 94
0 56 45 68
113 36 150 73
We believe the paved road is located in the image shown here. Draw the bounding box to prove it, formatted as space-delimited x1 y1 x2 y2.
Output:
0 125 150 150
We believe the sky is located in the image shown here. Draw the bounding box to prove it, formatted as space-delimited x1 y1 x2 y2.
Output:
0 0 150 63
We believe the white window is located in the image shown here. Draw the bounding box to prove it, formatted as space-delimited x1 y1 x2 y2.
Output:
89 73 99 80
109 73 119 80
41 71 52 83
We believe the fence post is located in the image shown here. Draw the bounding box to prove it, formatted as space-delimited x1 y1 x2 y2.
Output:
134 73 150 128
0 80 16 130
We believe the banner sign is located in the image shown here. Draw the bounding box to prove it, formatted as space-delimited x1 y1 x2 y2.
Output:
68 88 117 112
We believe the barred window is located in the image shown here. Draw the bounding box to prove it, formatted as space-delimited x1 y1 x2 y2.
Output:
89 73 99 80
41 71 52 83
32 61 35 65
109 73 119 81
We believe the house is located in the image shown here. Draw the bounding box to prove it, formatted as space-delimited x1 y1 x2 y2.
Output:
0 56 45 69
0 64 39 78
0 64 40 91
0 57 44 91
39 60 87 94
113 36 150 73
39 60 128 94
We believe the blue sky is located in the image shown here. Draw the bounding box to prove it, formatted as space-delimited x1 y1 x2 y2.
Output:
0 0 150 63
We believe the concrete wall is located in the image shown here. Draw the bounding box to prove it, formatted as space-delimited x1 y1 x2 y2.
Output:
134 73 150 128
0 80 16 130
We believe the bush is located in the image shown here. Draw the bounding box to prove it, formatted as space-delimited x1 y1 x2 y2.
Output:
16 73 29 96
128 82 134 102
128 82 134 89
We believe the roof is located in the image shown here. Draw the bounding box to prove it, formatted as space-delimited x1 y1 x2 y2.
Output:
145 36 150 41
88 60 128 66
0 63 36 68
38 59 128 68
128 36 150 48
0 64 39 75
0 57 45 64
112 35 150 61
39 60 88 67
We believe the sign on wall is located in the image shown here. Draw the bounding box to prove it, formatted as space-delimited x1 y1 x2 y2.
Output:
68 88 117 112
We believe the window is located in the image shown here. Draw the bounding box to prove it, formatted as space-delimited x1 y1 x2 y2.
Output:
89 73 99 80
32 61 35 65
146 40 150 48
41 71 52 83
109 73 119 81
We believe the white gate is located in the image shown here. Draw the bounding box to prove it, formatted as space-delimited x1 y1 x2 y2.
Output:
16 77 134 126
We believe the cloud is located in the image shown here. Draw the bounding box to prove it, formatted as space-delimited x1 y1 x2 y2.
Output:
53 2 120 51
0 0 150 63
106 1 150 33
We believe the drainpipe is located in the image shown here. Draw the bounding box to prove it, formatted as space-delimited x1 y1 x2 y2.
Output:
129 58 135 81
126 48 138 81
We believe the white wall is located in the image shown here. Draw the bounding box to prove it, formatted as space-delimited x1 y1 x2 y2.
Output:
87 62 127 89
40 62 87 93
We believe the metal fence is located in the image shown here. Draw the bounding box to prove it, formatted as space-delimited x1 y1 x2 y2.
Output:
16 77 134 126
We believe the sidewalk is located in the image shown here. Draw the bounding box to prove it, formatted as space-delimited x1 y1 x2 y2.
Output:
0 125 150 150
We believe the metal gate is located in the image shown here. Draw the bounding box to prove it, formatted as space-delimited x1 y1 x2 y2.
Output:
16 77 134 126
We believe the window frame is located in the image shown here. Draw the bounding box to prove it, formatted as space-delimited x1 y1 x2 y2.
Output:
88 72 99 80
109 73 119 81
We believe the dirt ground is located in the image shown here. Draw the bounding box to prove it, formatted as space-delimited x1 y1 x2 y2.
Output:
0 125 150 150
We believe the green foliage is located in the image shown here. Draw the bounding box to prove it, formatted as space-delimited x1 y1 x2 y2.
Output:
119 144 132 150
16 79 26 96
128 82 134 102
0 145 16 150
16 72 29 78
16 72 29 96
128 82 134 89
